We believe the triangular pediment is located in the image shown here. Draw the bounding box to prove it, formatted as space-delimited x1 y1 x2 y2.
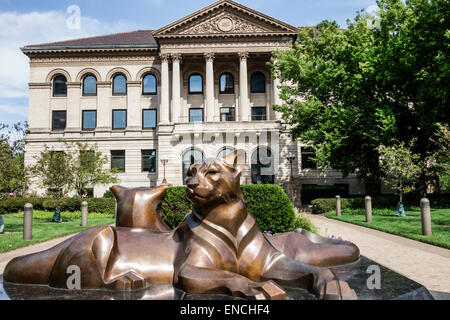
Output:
153 0 298 37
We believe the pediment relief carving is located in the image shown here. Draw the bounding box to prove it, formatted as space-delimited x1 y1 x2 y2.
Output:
154 1 298 38
179 12 272 35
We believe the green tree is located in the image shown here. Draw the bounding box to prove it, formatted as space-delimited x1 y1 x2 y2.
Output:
63 140 119 197
271 0 449 194
378 142 422 203
0 122 29 193
30 140 119 197
29 147 72 197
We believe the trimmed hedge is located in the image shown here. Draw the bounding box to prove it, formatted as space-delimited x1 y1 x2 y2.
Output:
0 197 115 215
0 185 296 233
161 185 296 233
311 194 450 214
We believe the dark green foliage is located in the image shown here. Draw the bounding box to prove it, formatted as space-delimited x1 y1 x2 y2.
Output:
103 190 113 198
0 185 297 232
161 185 296 233
311 194 450 214
161 187 192 229
241 185 296 233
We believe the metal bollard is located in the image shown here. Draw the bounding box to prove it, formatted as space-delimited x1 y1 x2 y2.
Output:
336 195 341 216
420 198 432 236
365 196 372 223
81 201 88 227
23 203 33 240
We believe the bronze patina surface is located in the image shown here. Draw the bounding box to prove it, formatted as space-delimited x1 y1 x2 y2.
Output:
3 152 359 300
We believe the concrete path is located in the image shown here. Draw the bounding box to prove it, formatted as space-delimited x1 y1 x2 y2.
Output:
0 235 75 274
307 214 450 295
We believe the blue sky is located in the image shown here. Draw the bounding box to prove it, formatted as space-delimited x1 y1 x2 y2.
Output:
0 0 377 127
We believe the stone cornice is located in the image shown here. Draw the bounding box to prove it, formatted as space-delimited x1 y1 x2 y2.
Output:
29 83 51 89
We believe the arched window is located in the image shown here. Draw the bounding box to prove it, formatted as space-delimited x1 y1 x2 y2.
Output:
251 147 274 184
83 75 97 96
251 72 266 93
143 74 157 95
217 148 235 159
189 74 203 94
112 74 127 95
53 75 67 97
182 149 204 184
220 73 234 94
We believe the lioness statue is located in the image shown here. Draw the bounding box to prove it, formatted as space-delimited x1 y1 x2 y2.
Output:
4 152 358 300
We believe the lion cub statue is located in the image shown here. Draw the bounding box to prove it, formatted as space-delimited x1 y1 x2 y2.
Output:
4 152 357 300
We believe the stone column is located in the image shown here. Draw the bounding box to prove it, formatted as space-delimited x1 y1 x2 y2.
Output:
205 52 215 122
172 53 182 124
239 52 250 122
160 53 171 125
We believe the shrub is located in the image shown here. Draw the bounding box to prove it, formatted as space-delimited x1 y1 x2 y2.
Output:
0 185 296 233
161 187 192 229
241 185 296 233
86 198 115 214
161 185 296 233
292 209 317 234
103 190 114 198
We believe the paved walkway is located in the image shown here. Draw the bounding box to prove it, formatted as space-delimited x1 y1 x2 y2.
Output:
0 235 74 274
306 214 450 294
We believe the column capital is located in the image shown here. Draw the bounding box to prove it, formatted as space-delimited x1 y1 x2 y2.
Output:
204 52 215 62
238 51 249 61
171 53 183 63
159 53 171 63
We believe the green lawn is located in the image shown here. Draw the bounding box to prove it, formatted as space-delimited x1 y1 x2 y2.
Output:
0 211 115 253
324 207 450 249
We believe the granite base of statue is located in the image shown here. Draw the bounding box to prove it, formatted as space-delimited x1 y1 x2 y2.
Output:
0 153 434 300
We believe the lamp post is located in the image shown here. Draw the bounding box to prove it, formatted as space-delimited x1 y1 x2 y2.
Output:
160 155 169 185
286 152 296 182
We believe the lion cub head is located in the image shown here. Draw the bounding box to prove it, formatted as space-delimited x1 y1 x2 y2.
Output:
111 185 170 232
185 151 245 212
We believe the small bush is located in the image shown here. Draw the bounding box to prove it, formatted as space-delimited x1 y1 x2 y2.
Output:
292 210 317 234
161 185 296 233
103 190 114 198
161 187 192 229
241 185 296 233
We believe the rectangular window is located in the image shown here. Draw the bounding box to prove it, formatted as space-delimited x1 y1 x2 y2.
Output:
111 150 125 173
112 110 127 130
301 147 317 170
142 109 157 129
189 108 204 123
82 110 97 131
251 107 267 121
142 150 157 173
220 107 236 122
52 111 67 131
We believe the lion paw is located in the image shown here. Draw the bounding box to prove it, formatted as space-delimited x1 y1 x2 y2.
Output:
251 281 286 300
112 272 147 291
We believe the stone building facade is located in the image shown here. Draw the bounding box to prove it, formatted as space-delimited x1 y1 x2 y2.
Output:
22 0 367 200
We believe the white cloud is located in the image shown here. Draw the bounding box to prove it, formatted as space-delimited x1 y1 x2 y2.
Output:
0 10 137 118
